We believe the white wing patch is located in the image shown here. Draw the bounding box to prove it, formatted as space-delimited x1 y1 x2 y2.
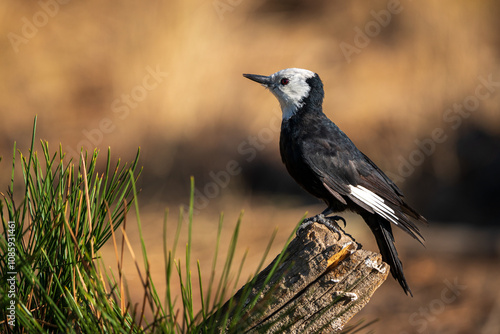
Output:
349 185 399 225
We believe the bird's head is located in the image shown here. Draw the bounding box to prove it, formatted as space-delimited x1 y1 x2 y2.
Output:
243 68 323 120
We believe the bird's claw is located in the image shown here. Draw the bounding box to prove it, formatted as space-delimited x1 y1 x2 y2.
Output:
296 214 345 239
331 215 346 228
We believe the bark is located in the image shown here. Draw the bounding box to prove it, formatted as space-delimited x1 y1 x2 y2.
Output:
207 222 389 333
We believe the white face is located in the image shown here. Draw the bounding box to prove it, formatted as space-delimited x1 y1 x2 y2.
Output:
267 68 316 119
244 68 316 120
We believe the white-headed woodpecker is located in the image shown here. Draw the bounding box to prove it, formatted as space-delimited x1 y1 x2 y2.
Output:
243 68 427 296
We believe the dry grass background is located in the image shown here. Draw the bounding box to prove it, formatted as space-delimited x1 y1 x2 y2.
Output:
1 0 500 332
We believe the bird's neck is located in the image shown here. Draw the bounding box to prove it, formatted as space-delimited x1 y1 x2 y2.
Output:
285 103 324 122
281 100 325 121
281 103 301 121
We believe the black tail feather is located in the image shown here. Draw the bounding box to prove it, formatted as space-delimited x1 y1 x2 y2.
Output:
362 213 413 296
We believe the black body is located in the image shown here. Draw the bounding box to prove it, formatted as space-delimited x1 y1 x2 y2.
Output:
279 74 426 295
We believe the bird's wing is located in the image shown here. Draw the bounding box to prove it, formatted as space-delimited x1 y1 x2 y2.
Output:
302 135 356 200
356 152 426 221
302 124 425 243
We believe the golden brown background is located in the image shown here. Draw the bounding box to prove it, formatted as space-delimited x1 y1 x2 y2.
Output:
1 0 500 332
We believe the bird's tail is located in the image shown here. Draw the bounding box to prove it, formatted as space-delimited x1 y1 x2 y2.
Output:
362 213 413 296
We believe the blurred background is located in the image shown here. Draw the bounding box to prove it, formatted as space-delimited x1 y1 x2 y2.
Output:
1 0 500 332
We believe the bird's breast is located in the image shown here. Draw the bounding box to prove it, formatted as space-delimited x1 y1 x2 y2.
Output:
279 121 329 199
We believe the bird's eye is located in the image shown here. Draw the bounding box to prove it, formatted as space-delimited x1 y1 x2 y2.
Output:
280 78 289 85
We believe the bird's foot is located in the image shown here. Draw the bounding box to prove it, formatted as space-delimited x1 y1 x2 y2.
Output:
296 214 346 239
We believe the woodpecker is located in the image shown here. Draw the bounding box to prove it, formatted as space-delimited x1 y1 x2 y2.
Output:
243 68 427 296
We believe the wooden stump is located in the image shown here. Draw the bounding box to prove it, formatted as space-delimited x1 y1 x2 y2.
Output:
208 222 389 333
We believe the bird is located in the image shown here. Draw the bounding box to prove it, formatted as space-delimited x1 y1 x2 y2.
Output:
243 68 427 296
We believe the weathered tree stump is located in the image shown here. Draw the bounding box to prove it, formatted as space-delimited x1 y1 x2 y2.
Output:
208 221 389 333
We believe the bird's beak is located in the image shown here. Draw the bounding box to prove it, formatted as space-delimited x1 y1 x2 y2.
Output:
243 73 272 87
